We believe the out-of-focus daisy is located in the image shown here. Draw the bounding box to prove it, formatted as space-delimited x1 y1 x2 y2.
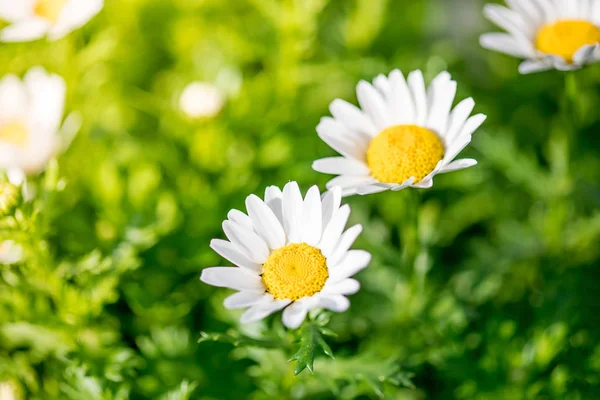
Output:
201 182 370 329
0 67 79 183
179 82 225 119
312 70 485 196
480 0 600 73
0 0 103 42
0 241 22 264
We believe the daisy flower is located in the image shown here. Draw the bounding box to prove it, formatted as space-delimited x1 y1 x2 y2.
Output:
179 82 225 119
0 241 22 264
200 182 370 329
0 67 77 183
312 70 486 196
0 0 103 42
480 0 600 73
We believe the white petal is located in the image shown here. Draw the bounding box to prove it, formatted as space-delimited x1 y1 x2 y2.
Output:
439 158 478 173
325 175 374 194
356 183 392 195
210 239 262 273
227 209 253 230
281 301 308 329
282 181 303 243
317 117 366 160
0 19 49 42
322 278 360 295
329 99 378 138
25 67 66 134
246 194 286 250
200 267 263 292
388 69 415 124
240 297 291 324
0 0 35 22
426 72 456 135
222 221 270 264
456 113 486 141
412 178 434 189
318 295 350 313
373 74 391 99
518 59 552 74
407 70 428 125
483 4 535 39
444 136 472 165
319 205 350 257
390 177 416 191
48 0 104 41
321 186 341 231
573 43 599 65
264 185 284 225
327 224 363 267
444 98 475 144
329 250 371 282
312 157 370 176
535 0 558 21
506 0 544 26
480 33 535 58
300 185 322 246
0 75 27 121
223 291 268 309
356 80 392 130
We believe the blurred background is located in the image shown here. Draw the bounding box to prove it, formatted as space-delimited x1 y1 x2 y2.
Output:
1 0 600 398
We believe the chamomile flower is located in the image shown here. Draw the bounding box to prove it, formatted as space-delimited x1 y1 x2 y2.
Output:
312 70 486 196
480 0 600 73
201 182 370 329
0 67 78 181
0 0 103 42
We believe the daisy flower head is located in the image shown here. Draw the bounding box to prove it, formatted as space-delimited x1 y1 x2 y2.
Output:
179 81 225 119
312 70 486 196
0 0 103 42
201 182 371 329
480 0 600 73
0 67 74 181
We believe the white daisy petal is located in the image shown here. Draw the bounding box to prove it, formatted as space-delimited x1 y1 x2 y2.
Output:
412 179 434 189
388 69 415 124
356 183 393 196
444 135 473 165
318 295 350 313
518 59 553 74
223 291 268 310
426 73 457 135
227 209 254 230
444 98 475 144
300 186 322 246
325 175 374 194
246 194 286 250
321 186 342 230
357 80 392 130
480 33 534 58
0 19 49 42
240 298 291 324
48 0 104 41
323 279 361 295
312 157 370 176
210 239 262 273
407 70 428 125
282 181 303 243
373 74 391 99
319 204 350 257
264 185 284 225
317 118 366 160
329 250 371 282
200 267 264 292
483 4 535 38
328 224 363 268
281 301 308 329
0 75 28 121
439 158 478 173
329 99 378 138
573 43 599 65
506 0 543 26
222 221 270 264
391 177 416 191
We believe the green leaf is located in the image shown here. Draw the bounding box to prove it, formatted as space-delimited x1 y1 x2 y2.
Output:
289 324 335 375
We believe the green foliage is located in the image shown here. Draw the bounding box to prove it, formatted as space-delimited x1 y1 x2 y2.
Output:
1 0 600 399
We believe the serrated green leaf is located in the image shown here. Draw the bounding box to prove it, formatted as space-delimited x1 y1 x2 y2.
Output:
289 324 335 375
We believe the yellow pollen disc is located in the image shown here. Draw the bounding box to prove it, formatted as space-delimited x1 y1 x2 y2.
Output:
367 124 444 184
262 243 328 301
536 20 600 63
34 0 68 22
0 122 28 147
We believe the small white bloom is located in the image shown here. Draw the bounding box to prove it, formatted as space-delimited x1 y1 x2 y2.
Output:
0 67 69 177
0 0 103 42
179 82 225 119
312 70 485 197
480 0 600 73
201 182 370 329
0 382 16 400
0 241 22 264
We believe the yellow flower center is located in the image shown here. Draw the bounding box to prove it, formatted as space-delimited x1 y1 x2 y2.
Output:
34 0 68 22
0 122 28 147
367 124 444 184
262 243 328 301
536 20 600 63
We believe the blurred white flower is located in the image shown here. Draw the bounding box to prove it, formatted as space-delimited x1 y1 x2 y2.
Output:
0 67 76 181
201 182 370 329
0 0 103 42
312 69 485 196
0 241 22 265
481 0 600 73
0 382 16 400
179 82 225 119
